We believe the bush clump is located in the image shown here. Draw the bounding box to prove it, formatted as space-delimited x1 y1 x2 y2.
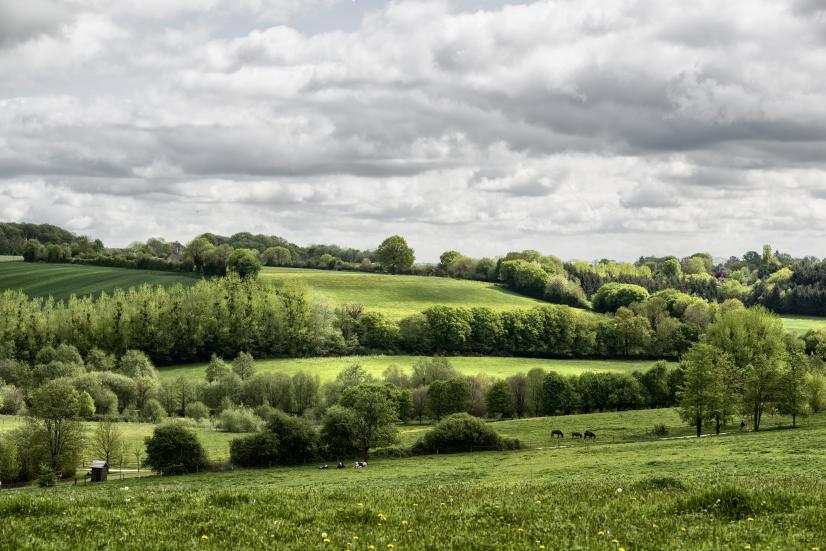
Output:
412 413 520 455
144 423 207 475
218 407 263 433
229 409 318 467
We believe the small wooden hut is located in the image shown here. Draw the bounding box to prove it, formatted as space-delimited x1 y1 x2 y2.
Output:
90 460 109 482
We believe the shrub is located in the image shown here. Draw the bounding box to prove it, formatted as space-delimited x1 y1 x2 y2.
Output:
266 410 319 465
229 433 280 468
412 413 519 455
592 283 650 313
37 464 57 488
144 423 207 475
652 424 669 437
217 407 263 433
184 401 210 422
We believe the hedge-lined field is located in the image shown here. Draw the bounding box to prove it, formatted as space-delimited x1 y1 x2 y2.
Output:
260 267 548 319
0 261 198 301
0 255 21 262
2 410 825 550
158 355 662 383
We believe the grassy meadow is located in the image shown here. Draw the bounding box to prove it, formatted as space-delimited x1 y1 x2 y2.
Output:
259 267 549 319
158 355 663 383
2 410 825 549
779 315 826 335
0 261 198 301
0 255 22 262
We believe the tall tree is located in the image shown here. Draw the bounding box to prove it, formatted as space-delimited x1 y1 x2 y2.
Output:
376 235 415 274
776 351 809 428
678 344 730 437
338 384 399 461
30 380 92 470
486 380 515 419
92 417 124 465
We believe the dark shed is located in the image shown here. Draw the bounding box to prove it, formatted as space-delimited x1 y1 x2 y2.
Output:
90 460 109 482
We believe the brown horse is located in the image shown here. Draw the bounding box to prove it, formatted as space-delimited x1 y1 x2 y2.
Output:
571 431 583 439
584 430 596 440
551 429 564 439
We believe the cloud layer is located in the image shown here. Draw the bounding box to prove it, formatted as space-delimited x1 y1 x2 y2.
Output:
1 0 825 261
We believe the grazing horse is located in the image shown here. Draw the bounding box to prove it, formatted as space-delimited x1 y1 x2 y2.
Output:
571 431 583 439
584 430 596 440
551 429 564 439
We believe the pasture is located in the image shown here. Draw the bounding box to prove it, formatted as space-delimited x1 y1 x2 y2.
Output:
0 262 198 301
0 255 22 262
780 315 826 335
158 355 663 384
259 267 549 319
1 410 825 549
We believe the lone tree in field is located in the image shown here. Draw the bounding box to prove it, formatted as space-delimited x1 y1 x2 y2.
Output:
376 235 415 274
93 417 124 465
678 343 731 437
336 384 399 461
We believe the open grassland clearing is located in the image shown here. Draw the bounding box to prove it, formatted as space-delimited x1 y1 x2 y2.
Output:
259 267 550 319
0 255 21 262
1 412 825 549
780 315 826 335
158 355 663 384
0 261 198 301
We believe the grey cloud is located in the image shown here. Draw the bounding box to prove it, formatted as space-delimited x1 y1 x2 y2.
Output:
0 0 73 47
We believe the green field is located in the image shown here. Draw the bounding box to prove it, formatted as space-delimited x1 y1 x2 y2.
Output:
2 409 824 549
158 355 662 383
0 261 198 301
260 267 548 319
779 315 826 335
0 255 22 262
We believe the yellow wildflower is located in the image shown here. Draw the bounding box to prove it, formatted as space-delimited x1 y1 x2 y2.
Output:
201 535 209 541
535 500 542 505
746 517 754 522
744 545 751 550
323 539 331 544
597 531 604 536
357 503 364 508
387 545 395 549
517 528 524 533
611 539 619 544
680 527 687 532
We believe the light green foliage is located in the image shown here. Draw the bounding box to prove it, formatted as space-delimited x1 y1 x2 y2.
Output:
227 248 262 279
338 384 400 460
592 283 650 313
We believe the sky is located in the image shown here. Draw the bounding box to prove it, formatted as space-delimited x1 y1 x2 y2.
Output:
1 0 825 262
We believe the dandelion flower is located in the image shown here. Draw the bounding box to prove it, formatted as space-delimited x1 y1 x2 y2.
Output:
357 503 364 508
401 520 408 525
407 530 412 534
535 500 542 505
743 545 751 550
597 531 605 536
539 546 545 550
615 488 623 494
387 544 394 549
368 546 375 550
746 517 754 522
652 523 658 528
517 528 524 533
201 535 209 541
322 533 328 539
680 527 687 532
619 549 625 551
611 539 619 544
323 539 331 544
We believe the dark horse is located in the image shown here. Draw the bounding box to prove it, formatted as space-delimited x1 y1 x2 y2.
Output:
584 430 596 440
571 431 583 439
551 429 564 439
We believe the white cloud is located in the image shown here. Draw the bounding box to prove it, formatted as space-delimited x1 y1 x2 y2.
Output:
1 0 826 261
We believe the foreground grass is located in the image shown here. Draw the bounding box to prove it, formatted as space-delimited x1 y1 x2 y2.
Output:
158 355 663 383
260 267 550 319
0 262 199 301
2 413 825 550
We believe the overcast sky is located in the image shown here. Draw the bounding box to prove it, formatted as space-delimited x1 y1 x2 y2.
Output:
1 0 825 262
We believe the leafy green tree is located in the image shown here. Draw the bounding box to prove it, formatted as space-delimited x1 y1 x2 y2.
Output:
427 377 470 420
260 246 292 266
228 248 263 279
608 307 652 357
184 401 210 421
144 423 207 475
0 436 20 483
684 256 708 275
777 352 810 427
338 384 399 460
291 371 320 415
376 235 415 274
232 352 256 380
541 371 578 415
22 239 43 262
678 344 730 437
659 258 682 277
412 386 428 424
320 405 361 459
592 283 650 313
119 350 157 379
206 354 230 383
412 413 518 454
410 356 460 387
486 380 515 419
704 307 786 430
185 237 214 273
30 380 91 471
